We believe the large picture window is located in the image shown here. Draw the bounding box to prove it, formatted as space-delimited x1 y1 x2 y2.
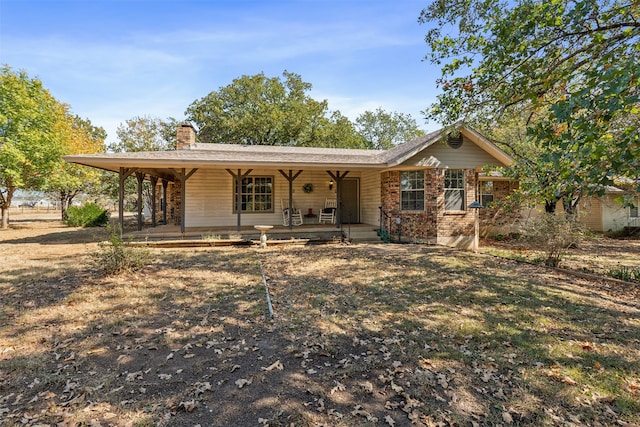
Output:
400 170 424 211
234 176 273 213
444 169 465 211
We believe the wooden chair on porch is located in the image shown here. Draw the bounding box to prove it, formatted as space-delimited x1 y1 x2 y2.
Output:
281 199 303 226
319 198 337 224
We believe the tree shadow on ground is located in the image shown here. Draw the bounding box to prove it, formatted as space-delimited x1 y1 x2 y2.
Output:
1 244 639 426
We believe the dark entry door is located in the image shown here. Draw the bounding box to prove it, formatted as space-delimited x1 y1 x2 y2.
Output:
340 178 359 224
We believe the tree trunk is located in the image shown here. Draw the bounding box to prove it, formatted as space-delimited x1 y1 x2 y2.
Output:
544 200 556 213
60 193 68 221
1 186 15 229
1 207 8 229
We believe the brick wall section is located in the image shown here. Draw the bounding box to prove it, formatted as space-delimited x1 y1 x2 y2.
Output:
380 170 438 242
177 124 196 150
168 181 182 226
479 180 520 228
436 169 475 239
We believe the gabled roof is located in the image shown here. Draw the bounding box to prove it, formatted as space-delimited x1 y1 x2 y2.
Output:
64 126 513 172
380 127 512 167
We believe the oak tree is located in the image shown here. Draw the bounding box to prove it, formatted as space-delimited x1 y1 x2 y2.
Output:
0 66 69 228
420 0 640 210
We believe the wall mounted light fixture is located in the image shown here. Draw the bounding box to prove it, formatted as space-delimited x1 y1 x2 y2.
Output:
329 180 334 190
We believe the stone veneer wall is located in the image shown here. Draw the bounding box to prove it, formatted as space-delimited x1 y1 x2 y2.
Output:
155 181 181 226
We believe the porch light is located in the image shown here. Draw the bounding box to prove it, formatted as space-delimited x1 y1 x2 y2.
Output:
329 179 334 190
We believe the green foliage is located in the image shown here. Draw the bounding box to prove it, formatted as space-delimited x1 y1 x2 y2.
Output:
355 107 425 149
607 265 640 282
64 203 110 227
0 65 70 227
420 0 640 205
91 225 151 275
186 71 367 148
47 114 107 220
110 115 178 152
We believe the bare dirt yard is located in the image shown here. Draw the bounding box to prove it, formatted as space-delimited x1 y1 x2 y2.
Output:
1 215 639 426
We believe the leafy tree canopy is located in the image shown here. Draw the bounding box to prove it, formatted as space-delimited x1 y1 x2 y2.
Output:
46 113 107 219
420 0 640 207
355 108 425 149
185 71 366 148
0 65 70 228
111 115 179 152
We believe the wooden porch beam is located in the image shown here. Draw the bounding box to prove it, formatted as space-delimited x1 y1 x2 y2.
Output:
135 171 145 231
150 176 159 227
326 170 350 229
226 169 253 232
278 169 303 230
118 167 138 234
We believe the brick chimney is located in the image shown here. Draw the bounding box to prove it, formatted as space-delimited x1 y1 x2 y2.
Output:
176 123 196 150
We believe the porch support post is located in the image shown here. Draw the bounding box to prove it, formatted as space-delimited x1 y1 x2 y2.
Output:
161 179 168 225
326 171 350 229
118 167 136 234
135 171 145 231
150 176 159 227
278 169 303 230
226 169 253 232
177 168 199 234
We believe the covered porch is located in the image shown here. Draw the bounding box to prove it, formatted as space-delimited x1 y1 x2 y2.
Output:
123 222 382 247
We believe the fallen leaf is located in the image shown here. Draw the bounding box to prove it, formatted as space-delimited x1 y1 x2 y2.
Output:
330 381 346 395
502 411 513 424
384 415 396 426
235 378 252 388
390 381 403 393
177 400 197 413
261 360 284 371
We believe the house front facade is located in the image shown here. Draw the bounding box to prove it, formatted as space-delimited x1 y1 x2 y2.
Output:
65 124 518 249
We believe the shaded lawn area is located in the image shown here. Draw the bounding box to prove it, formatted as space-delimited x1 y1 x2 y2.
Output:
1 226 639 426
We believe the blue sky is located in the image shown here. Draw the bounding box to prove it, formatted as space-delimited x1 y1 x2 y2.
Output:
0 0 442 145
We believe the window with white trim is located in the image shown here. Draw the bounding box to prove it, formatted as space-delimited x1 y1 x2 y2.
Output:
234 176 273 213
479 181 494 207
400 170 425 211
444 169 465 211
631 198 639 218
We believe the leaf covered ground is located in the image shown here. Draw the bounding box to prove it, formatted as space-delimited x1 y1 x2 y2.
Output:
1 219 639 426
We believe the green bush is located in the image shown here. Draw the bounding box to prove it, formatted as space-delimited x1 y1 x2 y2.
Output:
91 225 152 275
65 203 110 227
607 265 640 282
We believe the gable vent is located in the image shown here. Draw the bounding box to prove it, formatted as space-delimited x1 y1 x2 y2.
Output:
447 134 463 149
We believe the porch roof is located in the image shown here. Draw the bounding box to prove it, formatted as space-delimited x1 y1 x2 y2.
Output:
64 126 513 172
65 143 386 173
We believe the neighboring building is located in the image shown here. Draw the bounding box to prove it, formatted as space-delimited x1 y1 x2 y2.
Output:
65 125 518 249
577 187 640 233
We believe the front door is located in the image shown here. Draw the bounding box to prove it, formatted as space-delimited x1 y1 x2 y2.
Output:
340 178 359 224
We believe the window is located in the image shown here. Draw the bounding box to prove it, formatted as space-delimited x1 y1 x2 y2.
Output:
444 169 465 211
631 199 639 218
400 170 424 211
479 181 494 207
234 176 273 213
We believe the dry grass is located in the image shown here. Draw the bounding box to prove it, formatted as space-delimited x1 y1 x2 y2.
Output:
1 219 639 426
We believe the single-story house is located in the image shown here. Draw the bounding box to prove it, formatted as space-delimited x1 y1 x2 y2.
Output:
64 124 519 249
